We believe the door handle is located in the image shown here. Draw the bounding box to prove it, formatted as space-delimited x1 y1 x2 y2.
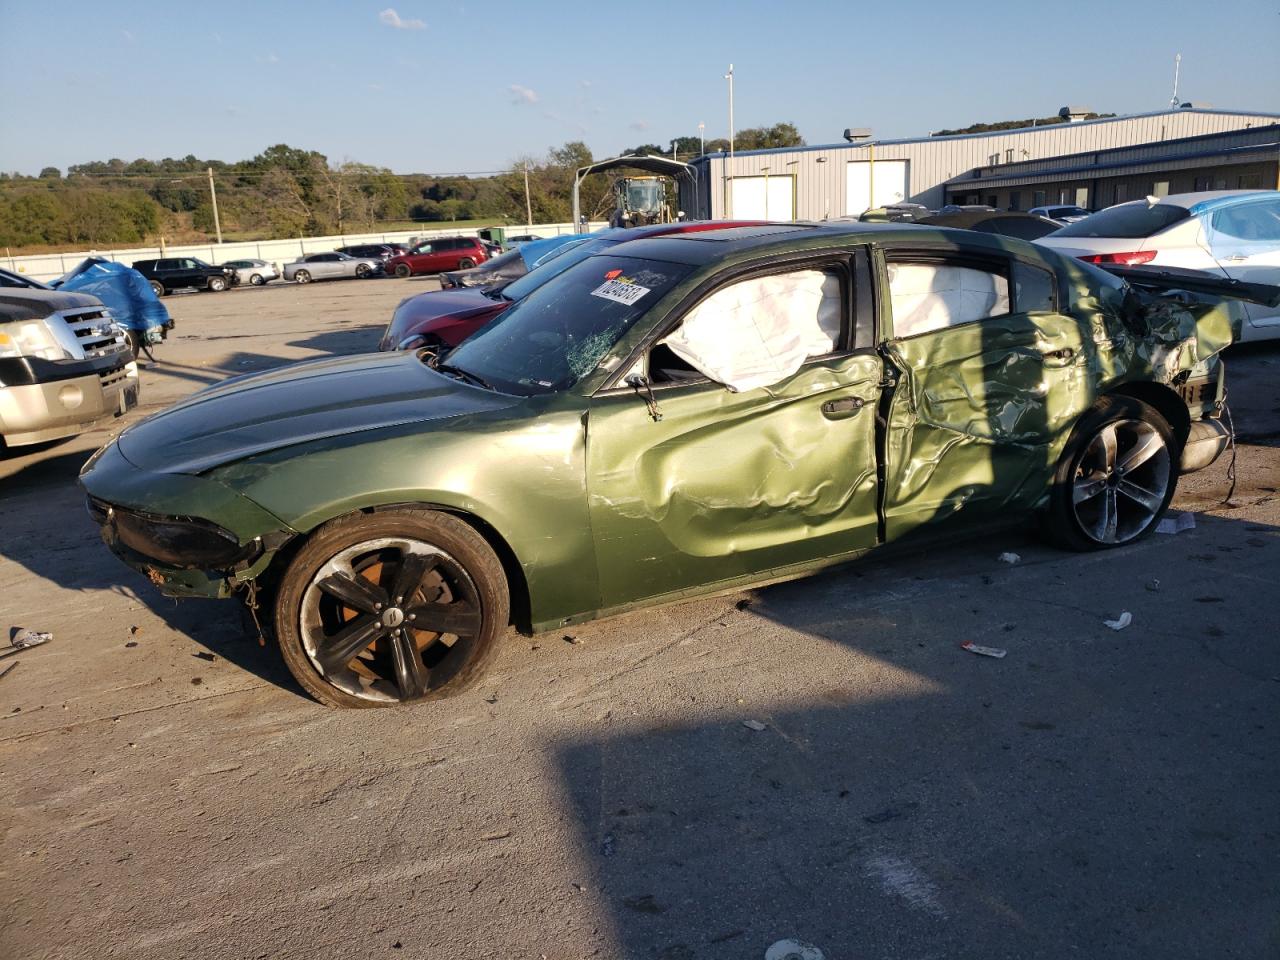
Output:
1039 347 1075 367
821 396 866 420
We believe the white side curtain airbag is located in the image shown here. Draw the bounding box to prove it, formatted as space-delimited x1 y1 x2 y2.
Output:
661 270 841 392
887 263 1010 338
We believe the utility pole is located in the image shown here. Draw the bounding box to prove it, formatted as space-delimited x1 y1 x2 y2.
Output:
523 164 533 227
724 64 735 158
206 167 223 244
1169 52 1182 109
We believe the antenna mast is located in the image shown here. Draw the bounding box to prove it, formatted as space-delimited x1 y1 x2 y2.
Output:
1169 53 1182 109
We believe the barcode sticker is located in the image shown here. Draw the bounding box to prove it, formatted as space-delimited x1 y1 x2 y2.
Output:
590 278 651 306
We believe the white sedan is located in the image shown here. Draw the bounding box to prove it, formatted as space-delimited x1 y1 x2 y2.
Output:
283 252 382 284
1037 190 1280 342
221 258 279 286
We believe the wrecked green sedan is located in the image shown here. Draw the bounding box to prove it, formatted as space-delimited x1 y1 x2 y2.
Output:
81 223 1273 707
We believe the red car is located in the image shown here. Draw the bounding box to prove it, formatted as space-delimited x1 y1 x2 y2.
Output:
378 221 767 351
385 236 489 278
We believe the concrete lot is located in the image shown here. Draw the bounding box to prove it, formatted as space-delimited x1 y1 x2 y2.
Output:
2 276 1279 960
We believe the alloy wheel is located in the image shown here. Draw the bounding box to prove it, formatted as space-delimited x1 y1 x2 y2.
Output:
1070 418 1170 544
299 537 482 703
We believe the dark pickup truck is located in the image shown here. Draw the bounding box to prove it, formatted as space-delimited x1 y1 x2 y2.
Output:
131 258 234 297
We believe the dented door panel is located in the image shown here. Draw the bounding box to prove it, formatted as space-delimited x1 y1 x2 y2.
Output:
587 354 883 609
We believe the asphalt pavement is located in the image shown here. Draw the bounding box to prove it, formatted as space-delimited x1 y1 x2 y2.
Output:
1 277 1278 960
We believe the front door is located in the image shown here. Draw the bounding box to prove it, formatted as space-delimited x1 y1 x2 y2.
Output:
586 256 883 610
1204 196 1280 337
878 248 1091 540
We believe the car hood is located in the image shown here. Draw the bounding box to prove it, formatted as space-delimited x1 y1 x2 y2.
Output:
382 288 509 348
0 288 104 321
116 350 521 475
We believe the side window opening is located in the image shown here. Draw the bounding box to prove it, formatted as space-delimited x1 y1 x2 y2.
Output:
1012 261 1057 313
886 258 1010 338
654 268 845 393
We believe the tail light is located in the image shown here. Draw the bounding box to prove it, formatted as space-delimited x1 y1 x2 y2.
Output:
1078 250 1157 266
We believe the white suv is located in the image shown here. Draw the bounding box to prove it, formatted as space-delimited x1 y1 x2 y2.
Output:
1037 190 1280 341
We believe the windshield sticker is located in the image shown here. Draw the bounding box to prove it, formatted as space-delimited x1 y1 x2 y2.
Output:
591 277 651 306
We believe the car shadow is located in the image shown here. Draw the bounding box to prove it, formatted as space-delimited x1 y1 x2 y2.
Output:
549 502 1280 958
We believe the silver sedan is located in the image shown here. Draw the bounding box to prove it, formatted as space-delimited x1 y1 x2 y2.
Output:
221 258 280 286
283 252 382 284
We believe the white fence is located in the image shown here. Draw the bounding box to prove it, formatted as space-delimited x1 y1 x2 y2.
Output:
4 222 607 284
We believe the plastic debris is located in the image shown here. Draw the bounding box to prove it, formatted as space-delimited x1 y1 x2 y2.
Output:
1156 511 1196 534
997 552 1021 564
1104 611 1133 631
765 939 826 960
960 641 1007 659
2 629 51 660
742 719 768 731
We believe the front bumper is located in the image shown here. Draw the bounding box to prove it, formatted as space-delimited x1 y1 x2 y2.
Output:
0 361 138 446
80 439 295 598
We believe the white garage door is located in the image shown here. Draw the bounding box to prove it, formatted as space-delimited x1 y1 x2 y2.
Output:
729 176 795 220
846 160 908 215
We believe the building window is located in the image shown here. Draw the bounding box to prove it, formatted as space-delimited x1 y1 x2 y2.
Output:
1009 191 1022 211
1237 172 1263 189
989 153 1000 166
1194 176 1212 191
1075 187 1089 208
1033 190 1047 207
1113 183 1128 205
1152 180 1170 198
1005 149 1014 163
1059 189 1071 204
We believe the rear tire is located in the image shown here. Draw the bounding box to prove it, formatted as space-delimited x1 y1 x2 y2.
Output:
295 270 312 284
250 273 265 286
273 509 509 708
1044 396 1176 551
458 257 476 270
148 280 165 298
394 263 412 279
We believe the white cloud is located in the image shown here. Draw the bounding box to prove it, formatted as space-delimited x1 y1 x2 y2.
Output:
508 84 538 105
379 8 426 30
629 120 650 132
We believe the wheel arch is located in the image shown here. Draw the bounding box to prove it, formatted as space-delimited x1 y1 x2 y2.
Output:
1104 381 1191 450
257 500 533 635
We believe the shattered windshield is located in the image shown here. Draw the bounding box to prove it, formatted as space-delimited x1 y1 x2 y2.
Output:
442 254 691 395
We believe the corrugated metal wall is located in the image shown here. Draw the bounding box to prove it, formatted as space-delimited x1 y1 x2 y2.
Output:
699 110 1280 219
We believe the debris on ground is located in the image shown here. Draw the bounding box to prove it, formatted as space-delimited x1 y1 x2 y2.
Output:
194 651 216 662
1156 511 1196 534
960 641 1007 659
735 598 753 611
124 641 138 648
1146 579 1161 592
1103 611 1133 631
483 692 498 704
997 552 1021 564
3 629 52 660
765 939 826 960
479 830 511 841
0 661 18 682
129 625 141 636
563 634 581 645
600 833 616 857
864 801 920 824
742 719 768 731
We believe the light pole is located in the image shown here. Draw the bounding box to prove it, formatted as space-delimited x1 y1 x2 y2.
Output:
698 121 705 156
206 167 223 244
723 64 734 159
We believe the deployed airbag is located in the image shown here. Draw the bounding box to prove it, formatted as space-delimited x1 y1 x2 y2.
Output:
661 270 840 392
888 263 1009 338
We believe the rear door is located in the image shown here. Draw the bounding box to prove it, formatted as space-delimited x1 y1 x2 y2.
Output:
1203 196 1280 336
878 245 1091 540
586 249 884 609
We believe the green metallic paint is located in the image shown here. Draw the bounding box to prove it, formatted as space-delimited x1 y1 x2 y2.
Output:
78 224 1255 636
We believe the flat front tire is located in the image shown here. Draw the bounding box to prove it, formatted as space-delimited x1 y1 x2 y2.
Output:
1044 396 1177 551
274 509 509 708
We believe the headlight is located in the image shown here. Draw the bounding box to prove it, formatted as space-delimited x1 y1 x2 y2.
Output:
97 501 257 569
0 318 66 360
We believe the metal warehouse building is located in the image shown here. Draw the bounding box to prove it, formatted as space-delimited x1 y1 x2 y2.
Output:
688 107 1280 220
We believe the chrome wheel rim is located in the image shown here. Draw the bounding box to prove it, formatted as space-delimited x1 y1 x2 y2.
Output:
1071 418 1170 544
300 537 482 703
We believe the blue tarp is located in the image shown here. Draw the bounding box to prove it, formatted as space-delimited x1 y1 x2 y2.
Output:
53 258 171 338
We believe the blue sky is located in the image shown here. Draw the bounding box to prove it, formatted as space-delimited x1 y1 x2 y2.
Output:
1 0 1277 175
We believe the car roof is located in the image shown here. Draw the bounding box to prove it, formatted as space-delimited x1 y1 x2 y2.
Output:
1149 189 1274 210
606 221 1030 266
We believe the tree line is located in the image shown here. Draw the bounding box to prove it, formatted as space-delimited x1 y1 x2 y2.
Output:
0 122 806 252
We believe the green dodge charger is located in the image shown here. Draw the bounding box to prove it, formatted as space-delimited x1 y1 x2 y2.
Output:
80 223 1276 707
